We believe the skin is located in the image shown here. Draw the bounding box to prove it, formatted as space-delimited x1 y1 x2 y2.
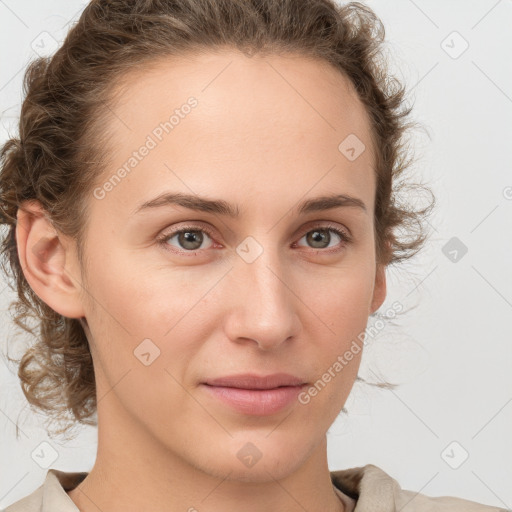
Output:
16 50 386 512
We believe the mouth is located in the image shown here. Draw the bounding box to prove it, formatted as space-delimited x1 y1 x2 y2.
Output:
201 373 308 415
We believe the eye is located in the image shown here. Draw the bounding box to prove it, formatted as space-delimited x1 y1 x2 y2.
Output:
294 223 352 253
157 224 215 254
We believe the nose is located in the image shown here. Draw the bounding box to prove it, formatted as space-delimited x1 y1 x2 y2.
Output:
222 247 301 351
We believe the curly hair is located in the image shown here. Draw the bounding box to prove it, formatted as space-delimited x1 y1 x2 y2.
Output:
0 0 435 439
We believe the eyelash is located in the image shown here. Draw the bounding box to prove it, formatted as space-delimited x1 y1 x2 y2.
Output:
157 222 352 256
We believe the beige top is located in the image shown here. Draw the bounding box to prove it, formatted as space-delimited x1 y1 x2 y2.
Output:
2 463 507 511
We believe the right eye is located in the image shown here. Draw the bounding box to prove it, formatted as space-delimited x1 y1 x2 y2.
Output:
157 224 217 254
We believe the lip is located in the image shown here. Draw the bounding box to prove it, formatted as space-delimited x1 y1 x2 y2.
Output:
203 373 306 389
201 373 308 416
201 384 307 415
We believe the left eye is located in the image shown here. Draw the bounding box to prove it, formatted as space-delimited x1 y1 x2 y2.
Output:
158 224 351 254
295 226 351 251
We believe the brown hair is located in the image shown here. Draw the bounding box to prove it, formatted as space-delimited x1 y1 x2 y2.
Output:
0 0 435 439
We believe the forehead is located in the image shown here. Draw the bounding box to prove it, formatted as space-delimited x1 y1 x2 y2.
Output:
93 50 376 217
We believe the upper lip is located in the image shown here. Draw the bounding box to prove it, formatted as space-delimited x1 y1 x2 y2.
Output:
203 373 306 390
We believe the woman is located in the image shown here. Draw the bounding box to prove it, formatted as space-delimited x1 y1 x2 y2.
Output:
0 1 505 511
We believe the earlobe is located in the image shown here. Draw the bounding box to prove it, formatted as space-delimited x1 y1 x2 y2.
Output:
16 200 86 319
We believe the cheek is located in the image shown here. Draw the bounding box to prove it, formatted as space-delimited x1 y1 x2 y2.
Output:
82 253 216 383
305 265 375 335
83 249 177 331
300 270 374 399
81 262 195 418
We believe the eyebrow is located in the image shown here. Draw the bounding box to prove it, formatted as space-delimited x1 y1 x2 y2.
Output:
133 192 367 217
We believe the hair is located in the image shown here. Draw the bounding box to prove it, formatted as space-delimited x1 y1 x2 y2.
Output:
0 0 435 439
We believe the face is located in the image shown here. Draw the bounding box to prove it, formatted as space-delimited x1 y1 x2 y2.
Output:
27 50 386 482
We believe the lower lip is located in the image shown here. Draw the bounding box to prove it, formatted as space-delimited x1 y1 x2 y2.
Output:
201 384 307 415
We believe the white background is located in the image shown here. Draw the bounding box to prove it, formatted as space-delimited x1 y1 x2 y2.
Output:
1 0 511 509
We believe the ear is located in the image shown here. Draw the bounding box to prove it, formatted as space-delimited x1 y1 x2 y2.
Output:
16 200 86 319
369 262 387 315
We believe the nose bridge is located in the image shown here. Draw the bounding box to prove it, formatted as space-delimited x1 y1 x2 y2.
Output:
225 234 299 349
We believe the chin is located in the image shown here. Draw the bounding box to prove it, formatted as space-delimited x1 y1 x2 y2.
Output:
205 434 312 483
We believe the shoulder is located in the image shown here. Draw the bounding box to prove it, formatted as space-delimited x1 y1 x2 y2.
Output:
2 469 87 512
330 463 508 512
2 485 44 512
394 487 508 512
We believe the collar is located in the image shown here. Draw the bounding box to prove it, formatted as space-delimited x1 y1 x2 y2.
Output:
42 469 86 511
331 463 399 510
7 462 503 512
